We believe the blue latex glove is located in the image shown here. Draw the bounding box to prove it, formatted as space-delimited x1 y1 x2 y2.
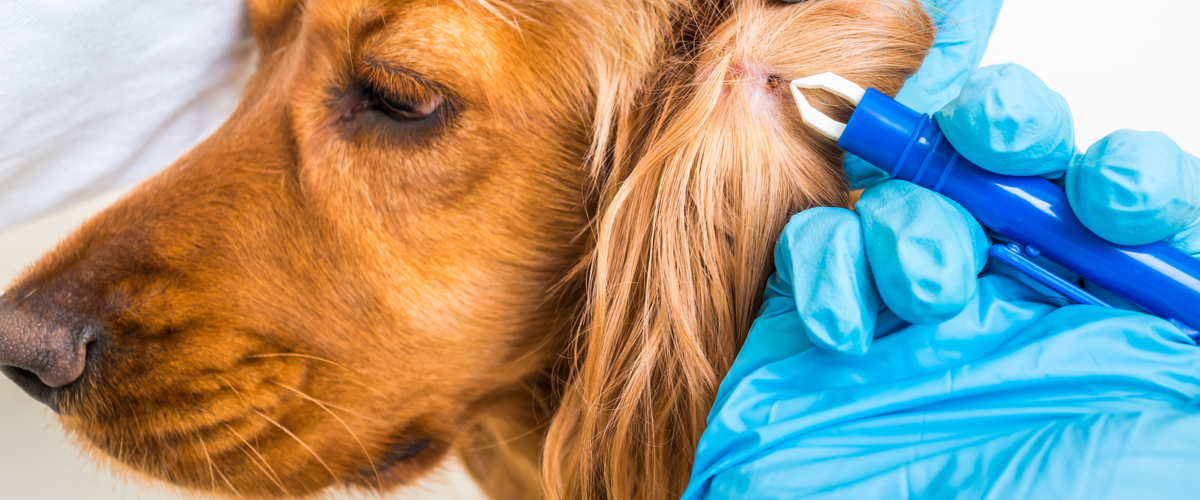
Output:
681 58 1200 500
684 274 1200 499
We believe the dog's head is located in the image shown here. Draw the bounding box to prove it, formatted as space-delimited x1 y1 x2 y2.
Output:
0 0 931 498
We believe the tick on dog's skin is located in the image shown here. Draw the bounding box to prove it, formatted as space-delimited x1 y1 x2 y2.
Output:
0 0 933 499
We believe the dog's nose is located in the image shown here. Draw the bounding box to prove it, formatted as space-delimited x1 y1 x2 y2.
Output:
0 294 93 408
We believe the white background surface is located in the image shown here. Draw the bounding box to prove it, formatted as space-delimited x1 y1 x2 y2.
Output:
978 0 1200 154
2 1 1198 499
0 0 253 231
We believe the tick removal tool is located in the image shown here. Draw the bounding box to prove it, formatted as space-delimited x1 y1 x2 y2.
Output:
790 73 1200 339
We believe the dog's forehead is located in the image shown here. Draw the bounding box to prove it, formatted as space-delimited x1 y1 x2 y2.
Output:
298 0 555 47
302 0 495 55
299 0 562 87
289 0 591 114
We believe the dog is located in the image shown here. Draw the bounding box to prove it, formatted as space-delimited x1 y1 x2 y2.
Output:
0 0 932 498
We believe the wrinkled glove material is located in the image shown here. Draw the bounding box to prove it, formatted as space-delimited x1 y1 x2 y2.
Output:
684 275 1200 500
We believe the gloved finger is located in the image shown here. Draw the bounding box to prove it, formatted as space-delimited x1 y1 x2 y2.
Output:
844 0 1004 189
774 208 881 355
934 64 1077 177
1066 130 1200 247
896 0 1005 114
856 179 989 324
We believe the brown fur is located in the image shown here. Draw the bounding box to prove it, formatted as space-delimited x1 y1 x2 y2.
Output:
4 0 931 498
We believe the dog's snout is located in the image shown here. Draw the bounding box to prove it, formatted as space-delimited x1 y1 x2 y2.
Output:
0 294 94 409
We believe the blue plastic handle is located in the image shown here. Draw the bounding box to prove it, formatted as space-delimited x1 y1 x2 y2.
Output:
987 242 1111 308
840 88 1200 334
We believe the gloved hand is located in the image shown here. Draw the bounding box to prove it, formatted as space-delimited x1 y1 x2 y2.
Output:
685 275 1200 499
682 30 1200 500
682 63 1200 500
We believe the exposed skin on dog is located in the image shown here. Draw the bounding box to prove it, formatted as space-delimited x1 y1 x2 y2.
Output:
0 0 932 499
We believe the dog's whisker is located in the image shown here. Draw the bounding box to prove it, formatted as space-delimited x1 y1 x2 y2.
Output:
247 353 393 401
215 375 273 450
271 382 386 425
193 433 217 491
344 16 352 67
199 433 244 499
215 375 253 409
254 411 340 482
235 444 288 497
224 423 291 496
277 382 385 494
460 419 550 453
206 379 270 497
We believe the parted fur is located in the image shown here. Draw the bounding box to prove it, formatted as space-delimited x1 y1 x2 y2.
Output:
5 1 931 499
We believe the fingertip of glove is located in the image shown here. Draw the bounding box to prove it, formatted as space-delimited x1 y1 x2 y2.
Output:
1068 130 1200 246
885 194 982 326
855 180 985 324
774 206 864 294
805 318 873 357
887 279 975 325
934 64 1075 177
829 338 871 357
782 208 879 356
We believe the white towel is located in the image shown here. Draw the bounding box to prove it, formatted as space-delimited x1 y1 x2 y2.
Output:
0 0 253 231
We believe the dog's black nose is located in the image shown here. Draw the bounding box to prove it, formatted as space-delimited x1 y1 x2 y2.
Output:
0 294 93 410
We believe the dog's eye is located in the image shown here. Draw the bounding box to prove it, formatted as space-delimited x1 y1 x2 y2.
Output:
358 63 447 124
373 92 443 121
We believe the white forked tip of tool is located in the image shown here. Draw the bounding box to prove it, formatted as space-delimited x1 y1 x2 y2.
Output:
789 73 866 141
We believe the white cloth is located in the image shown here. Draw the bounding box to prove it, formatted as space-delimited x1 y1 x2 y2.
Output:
0 0 254 231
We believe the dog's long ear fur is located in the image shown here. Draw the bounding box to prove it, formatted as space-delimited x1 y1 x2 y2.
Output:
544 1 934 499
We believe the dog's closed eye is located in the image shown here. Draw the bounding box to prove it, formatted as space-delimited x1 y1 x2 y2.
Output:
371 90 443 121
330 61 456 144
359 63 448 122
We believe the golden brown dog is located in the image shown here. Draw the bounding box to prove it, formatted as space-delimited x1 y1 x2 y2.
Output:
0 0 932 498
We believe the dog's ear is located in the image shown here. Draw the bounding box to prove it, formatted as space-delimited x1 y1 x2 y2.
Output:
246 0 300 50
543 1 934 499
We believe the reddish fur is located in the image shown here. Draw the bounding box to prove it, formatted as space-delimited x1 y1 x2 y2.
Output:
5 1 931 499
